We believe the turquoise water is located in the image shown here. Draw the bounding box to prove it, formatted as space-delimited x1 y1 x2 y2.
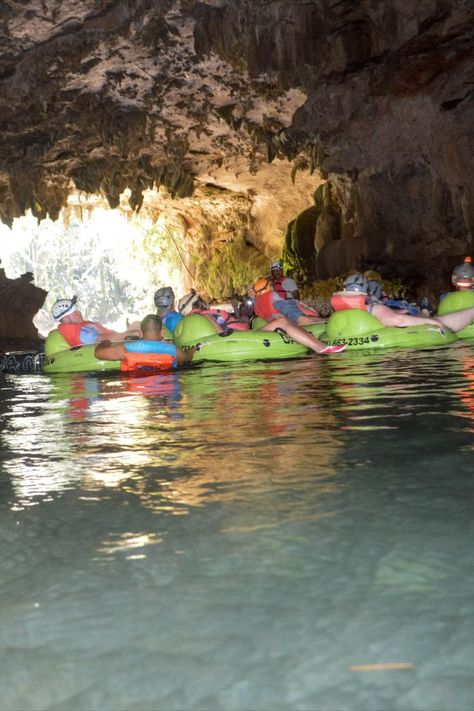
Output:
1 346 474 710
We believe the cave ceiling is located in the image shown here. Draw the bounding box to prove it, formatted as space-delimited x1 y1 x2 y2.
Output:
1 0 473 285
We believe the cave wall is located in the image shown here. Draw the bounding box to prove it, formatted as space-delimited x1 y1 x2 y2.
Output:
0 265 45 344
0 0 473 293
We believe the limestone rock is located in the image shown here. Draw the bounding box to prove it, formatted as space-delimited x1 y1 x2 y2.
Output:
0 0 472 291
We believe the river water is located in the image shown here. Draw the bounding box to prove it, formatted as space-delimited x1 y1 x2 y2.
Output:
1 345 474 711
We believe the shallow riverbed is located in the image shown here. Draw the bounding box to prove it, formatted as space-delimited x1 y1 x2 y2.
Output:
1 344 474 710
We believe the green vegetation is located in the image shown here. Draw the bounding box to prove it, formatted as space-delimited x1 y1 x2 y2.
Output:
192 231 269 300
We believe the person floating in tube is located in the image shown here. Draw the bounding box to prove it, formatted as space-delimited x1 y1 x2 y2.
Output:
95 314 196 368
51 296 140 347
335 274 474 333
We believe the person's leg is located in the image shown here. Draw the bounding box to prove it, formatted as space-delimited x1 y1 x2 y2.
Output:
295 314 325 325
274 298 323 325
259 316 345 354
437 307 474 332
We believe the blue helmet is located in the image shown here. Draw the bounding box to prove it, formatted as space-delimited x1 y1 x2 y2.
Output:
343 274 368 293
367 279 383 300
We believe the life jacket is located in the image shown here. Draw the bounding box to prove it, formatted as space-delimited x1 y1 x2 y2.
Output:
330 292 368 312
190 308 250 331
254 291 281 320
297 302 320 317
120 340 177 372
272 276 291 298
58 321 102 346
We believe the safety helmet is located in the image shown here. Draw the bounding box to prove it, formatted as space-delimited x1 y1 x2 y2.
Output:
252 277 272 295
343 274 368 293
452 257 474 289
154 286 175 309
367 279 383 300
270 259 283 272
178 290 201 316
51 296 78 321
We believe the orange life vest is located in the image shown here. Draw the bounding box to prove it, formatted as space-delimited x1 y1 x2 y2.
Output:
58 321 105 346
120 351 176 373
254 291 281 320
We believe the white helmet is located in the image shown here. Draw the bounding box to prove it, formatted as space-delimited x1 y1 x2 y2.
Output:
178 290 200 316
51 296 78 321
343 274 368 293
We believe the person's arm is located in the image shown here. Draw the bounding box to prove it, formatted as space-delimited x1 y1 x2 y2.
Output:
106 324 141 340
94 340 126 361
372 304 441 328
282 277 300 300
175 347 196 365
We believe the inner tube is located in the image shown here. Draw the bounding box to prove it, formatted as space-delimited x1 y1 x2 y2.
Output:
42 330 179 375
250 316 326 340
320 309 457 350
0 350 45 374
437 290 474 339
173 313 310 361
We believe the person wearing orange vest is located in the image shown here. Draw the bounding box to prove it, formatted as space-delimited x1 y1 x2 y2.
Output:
51 296 140 346
95 314 196 368
250 277 323 326
242 278 344 354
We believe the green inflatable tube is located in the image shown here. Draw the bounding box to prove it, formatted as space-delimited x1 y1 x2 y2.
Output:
437 290 474 339
43 331 121 374
319 309 457 350
173 314 310 362
250 316 327 340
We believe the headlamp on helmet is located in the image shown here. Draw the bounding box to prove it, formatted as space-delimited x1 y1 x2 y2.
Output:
51 296 78 321
452 257 474 289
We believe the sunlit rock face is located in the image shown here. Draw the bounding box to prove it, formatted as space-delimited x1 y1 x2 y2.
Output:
1 0 473 290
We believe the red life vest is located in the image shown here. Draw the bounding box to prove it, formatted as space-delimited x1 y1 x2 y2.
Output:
120 351 176 372
58 321 104 346
330 293 368 312
272 276 291 298
254 291 281 321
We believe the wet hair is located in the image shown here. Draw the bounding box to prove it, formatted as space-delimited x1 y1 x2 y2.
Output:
140 314 162 334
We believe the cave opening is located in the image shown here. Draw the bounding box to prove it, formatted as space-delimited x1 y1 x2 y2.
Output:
0 190 186 336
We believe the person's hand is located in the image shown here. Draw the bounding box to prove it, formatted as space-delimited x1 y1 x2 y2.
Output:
428 317 445 334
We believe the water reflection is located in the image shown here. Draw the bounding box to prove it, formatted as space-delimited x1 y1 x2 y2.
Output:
1 347 474 710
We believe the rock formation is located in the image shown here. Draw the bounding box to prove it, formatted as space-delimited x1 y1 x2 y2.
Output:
0 263 46 350
0 0 473 297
